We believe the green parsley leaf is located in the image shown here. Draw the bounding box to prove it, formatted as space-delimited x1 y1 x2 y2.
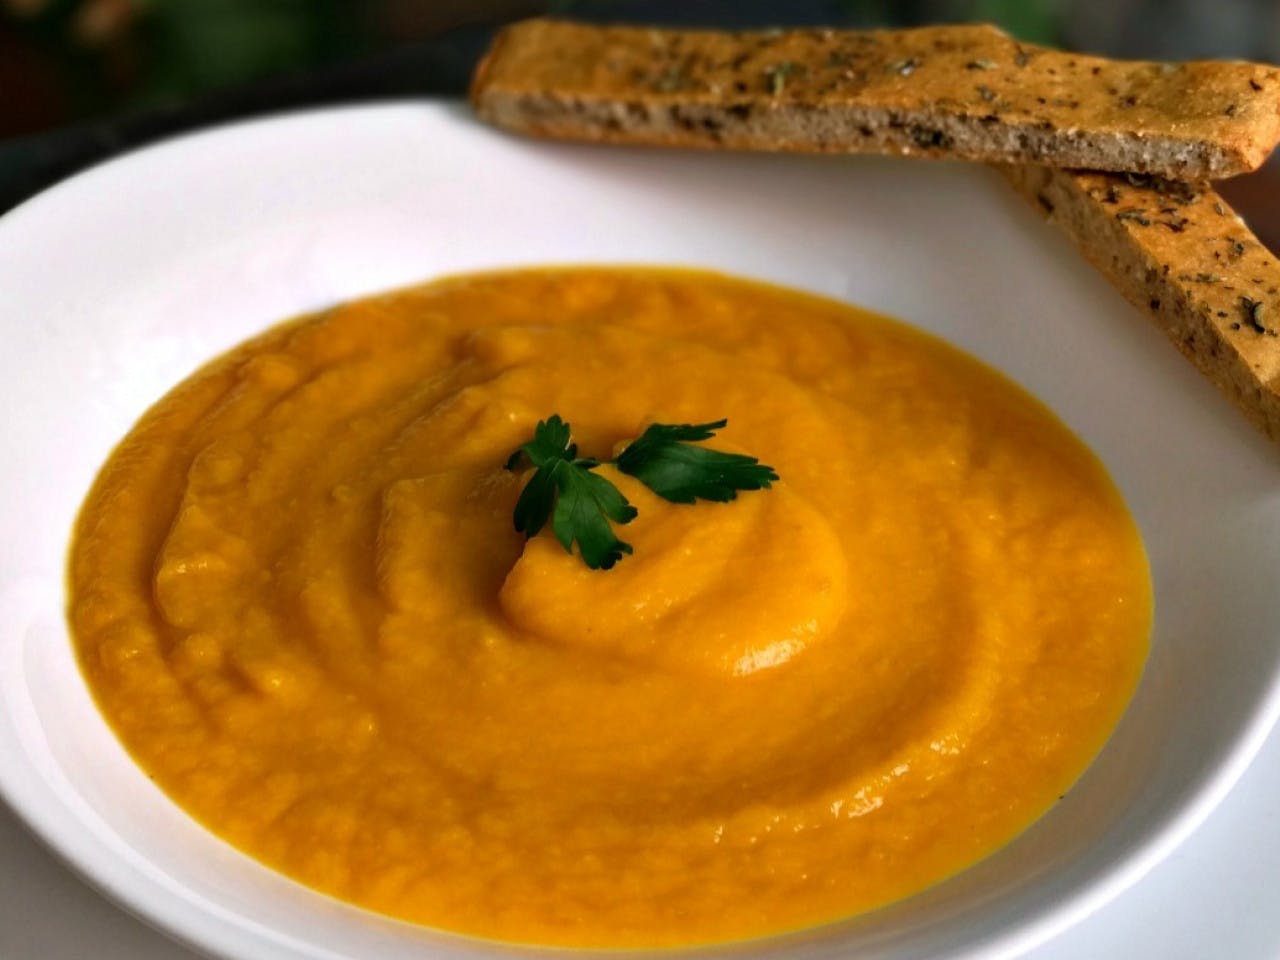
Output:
511 460 558 538
552 463 637 570
506 415 777 570
505 413 576 473
615 419 779 504
506 415 636 569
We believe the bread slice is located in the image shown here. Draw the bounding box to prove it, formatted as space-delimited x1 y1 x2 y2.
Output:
471 19 1280 180
1003 164 1280 441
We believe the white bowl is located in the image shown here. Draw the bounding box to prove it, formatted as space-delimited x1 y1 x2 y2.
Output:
2 102 1279 960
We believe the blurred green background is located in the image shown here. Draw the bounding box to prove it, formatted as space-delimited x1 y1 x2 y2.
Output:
5 0 1276 140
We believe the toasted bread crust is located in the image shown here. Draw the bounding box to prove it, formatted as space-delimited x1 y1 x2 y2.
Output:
1003 165 1280 440
471 19 1280 180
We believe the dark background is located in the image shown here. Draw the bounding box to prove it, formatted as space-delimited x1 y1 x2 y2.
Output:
4 0 1280 229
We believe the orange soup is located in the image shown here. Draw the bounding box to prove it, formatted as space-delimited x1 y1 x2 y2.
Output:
68 267 1151 946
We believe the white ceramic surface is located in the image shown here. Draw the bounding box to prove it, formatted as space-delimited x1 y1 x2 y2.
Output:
1 102 1279 960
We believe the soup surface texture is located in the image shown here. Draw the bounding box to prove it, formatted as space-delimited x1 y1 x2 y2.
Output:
68 267 1152 947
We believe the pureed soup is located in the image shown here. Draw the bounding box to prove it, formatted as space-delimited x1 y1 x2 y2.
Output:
67 267 1152 947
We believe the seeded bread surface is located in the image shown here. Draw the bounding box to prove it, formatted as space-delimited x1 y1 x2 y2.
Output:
471 19 1280 180
1003 165 1280 440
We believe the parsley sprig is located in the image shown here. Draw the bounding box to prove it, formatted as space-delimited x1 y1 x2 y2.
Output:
506 415 779 569
506 416 639 570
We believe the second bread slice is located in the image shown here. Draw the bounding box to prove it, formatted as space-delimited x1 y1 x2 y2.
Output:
1003 164 1280 442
